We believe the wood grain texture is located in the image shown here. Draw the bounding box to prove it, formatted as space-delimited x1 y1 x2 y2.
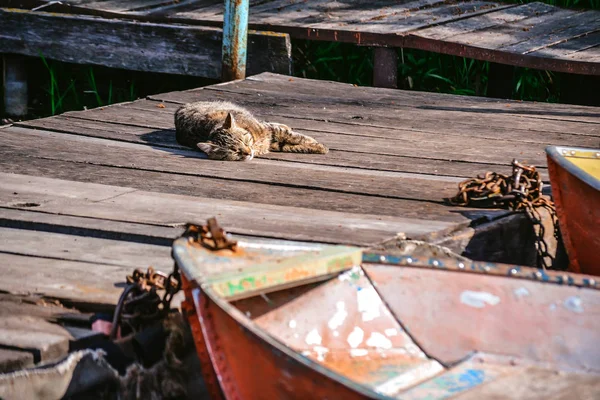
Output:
0 172 462 245
0 8 292 78
6 0 599 74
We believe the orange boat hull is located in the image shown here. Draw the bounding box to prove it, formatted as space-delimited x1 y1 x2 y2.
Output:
547 147 600 275
181 275 379 400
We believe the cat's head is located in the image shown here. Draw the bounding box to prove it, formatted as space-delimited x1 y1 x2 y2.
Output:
197 113 255 161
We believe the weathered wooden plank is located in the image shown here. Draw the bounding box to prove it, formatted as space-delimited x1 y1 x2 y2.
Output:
51 106 556 167
0 207 182 246
0 252 133 306
500 16 600 55
0 8 292 78
0 146 487 223
0 316 69 363
0 126 468 204
0 226 173 269
125 95 599 147
307 1 507 35
16 113 552 180
0 293 86 323
17 114 519 178
241 72 600 118
566 46 600 62
444 9 595 52
528 32 600 59
0 172 464 245
88 0 185 13
0 349 34 373
145 74 600 130
415 2 556 41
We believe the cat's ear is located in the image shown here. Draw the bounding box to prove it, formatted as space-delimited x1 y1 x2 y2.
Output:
223 112 237 129
197 142 219 157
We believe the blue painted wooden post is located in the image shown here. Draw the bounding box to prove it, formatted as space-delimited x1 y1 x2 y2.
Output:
222 0 249 82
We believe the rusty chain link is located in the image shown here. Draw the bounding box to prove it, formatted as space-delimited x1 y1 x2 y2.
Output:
445 159 559 270
110 218 236 340
110 265 182 340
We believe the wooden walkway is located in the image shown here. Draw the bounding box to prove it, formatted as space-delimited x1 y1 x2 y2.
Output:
0 73 599 370
9 0 600 75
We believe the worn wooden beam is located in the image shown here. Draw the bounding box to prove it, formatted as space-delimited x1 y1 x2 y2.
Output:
2 54 28 117
373 47 398 89
0 8 291 79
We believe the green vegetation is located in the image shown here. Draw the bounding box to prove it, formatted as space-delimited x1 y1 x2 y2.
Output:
25 56 215 118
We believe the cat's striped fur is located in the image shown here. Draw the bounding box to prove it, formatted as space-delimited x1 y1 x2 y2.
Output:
174 101 328 161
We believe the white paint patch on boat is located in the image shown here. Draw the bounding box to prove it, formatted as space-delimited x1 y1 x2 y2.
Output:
333 331 339 337
514 287 530 298
347 326 364 348
293 333 299 339
357 286 381 322
385 328 398 337
338 265 363 282
366 332 393 349
301 350 311 356
313 346 329 362
564 296 584 313
460 290 500 308
350 349 369 357
288 320 297 329
375 360 445 396
305 329 322 345
328 301 348 330
405 343 425 358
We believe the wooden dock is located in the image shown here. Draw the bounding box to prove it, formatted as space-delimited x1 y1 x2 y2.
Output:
0 73 599 371
3 0 599 76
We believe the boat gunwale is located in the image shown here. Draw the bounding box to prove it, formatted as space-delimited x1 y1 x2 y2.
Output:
546 145 600 192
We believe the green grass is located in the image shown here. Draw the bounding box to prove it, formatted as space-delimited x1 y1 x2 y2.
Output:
292 41 567 103
23 56 215 119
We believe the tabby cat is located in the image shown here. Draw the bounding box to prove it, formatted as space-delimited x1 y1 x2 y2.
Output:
174 101 328 161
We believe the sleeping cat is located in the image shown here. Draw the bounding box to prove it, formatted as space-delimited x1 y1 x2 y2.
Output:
174 101 328 161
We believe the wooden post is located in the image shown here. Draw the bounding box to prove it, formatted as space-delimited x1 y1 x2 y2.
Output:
222 0 249 82
3 55 28 117
373 47 397 89
487 62 515 99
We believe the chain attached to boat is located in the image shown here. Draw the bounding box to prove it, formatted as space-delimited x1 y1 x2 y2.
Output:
185 217 238 252
110 218 237 339
445 159 559 270
110 265 182 340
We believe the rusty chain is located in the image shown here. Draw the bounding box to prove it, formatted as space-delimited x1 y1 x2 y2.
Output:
110 218 236 340
445 159 559 270
110 265 182 340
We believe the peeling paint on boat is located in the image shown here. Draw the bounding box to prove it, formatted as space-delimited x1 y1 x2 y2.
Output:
305 329 322 345
350 349 369 357
564 296 584 313
313 345 329 362
357 286 381 322
375 360 445 396
385 328 398 337
460 290 500 308
328 301 348 330
514 287 530 298
366 332 392 349
347 326 364 348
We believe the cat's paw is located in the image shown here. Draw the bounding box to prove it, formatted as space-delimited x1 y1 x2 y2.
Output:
312 143 329 154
